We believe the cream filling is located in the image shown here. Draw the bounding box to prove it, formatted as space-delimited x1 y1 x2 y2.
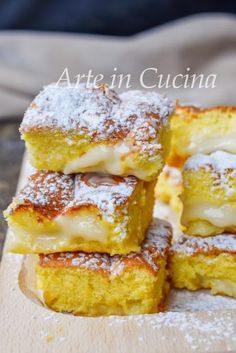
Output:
211 279 236 298
187 136 236 155
182 203 236 228
64 143 129 174
63 143 148 179
55 214 108 242
9 214 109 251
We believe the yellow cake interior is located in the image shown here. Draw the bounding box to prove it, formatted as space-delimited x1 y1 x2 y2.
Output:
22 124 170 181
181 164 236 236
170 253 236 298
167 105 236 167
37 264 168 316
35 217 172 316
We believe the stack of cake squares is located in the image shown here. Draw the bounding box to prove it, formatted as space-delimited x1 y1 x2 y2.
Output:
5 83 175 316
167 105 236 299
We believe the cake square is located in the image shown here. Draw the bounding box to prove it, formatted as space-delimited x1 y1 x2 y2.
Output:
181 151 236 236
20 83 174 181
169 233 236 298
5 171 155 255
36 219 172 316
167 105 236 167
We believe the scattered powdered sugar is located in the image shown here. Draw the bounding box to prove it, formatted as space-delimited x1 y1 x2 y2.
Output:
70 252 110 270
171 233 236 255
119 90 173 124
169 289 236 311
20 83 174 157
34 288 236 351
40 218 172 276
106 311 236 351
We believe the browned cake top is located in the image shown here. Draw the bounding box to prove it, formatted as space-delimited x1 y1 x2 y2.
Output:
171 234 236 256
173 104 236 122
10 171 138 219
20 83 174 153
39 218 172 276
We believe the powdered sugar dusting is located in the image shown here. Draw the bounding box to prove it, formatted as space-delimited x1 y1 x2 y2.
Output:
21 83 119 133
8 172 74 217
119 90 173 123
169 289 236 311
71 173 137 219
40 218 172 276
7 171 138 221
171 233 236 255
184 151 236 172
20 83 174 157
107 311 236 351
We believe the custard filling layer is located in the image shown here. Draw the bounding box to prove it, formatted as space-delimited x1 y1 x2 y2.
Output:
11 213 109 241
182 203 236 228
187 135 236 155
211 279 236 298
63 143 149 179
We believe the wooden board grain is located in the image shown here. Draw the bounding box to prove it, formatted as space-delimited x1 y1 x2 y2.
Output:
1 155 236 353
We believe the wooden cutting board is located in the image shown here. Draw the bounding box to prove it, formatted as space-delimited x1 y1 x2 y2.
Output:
1 154 236 353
